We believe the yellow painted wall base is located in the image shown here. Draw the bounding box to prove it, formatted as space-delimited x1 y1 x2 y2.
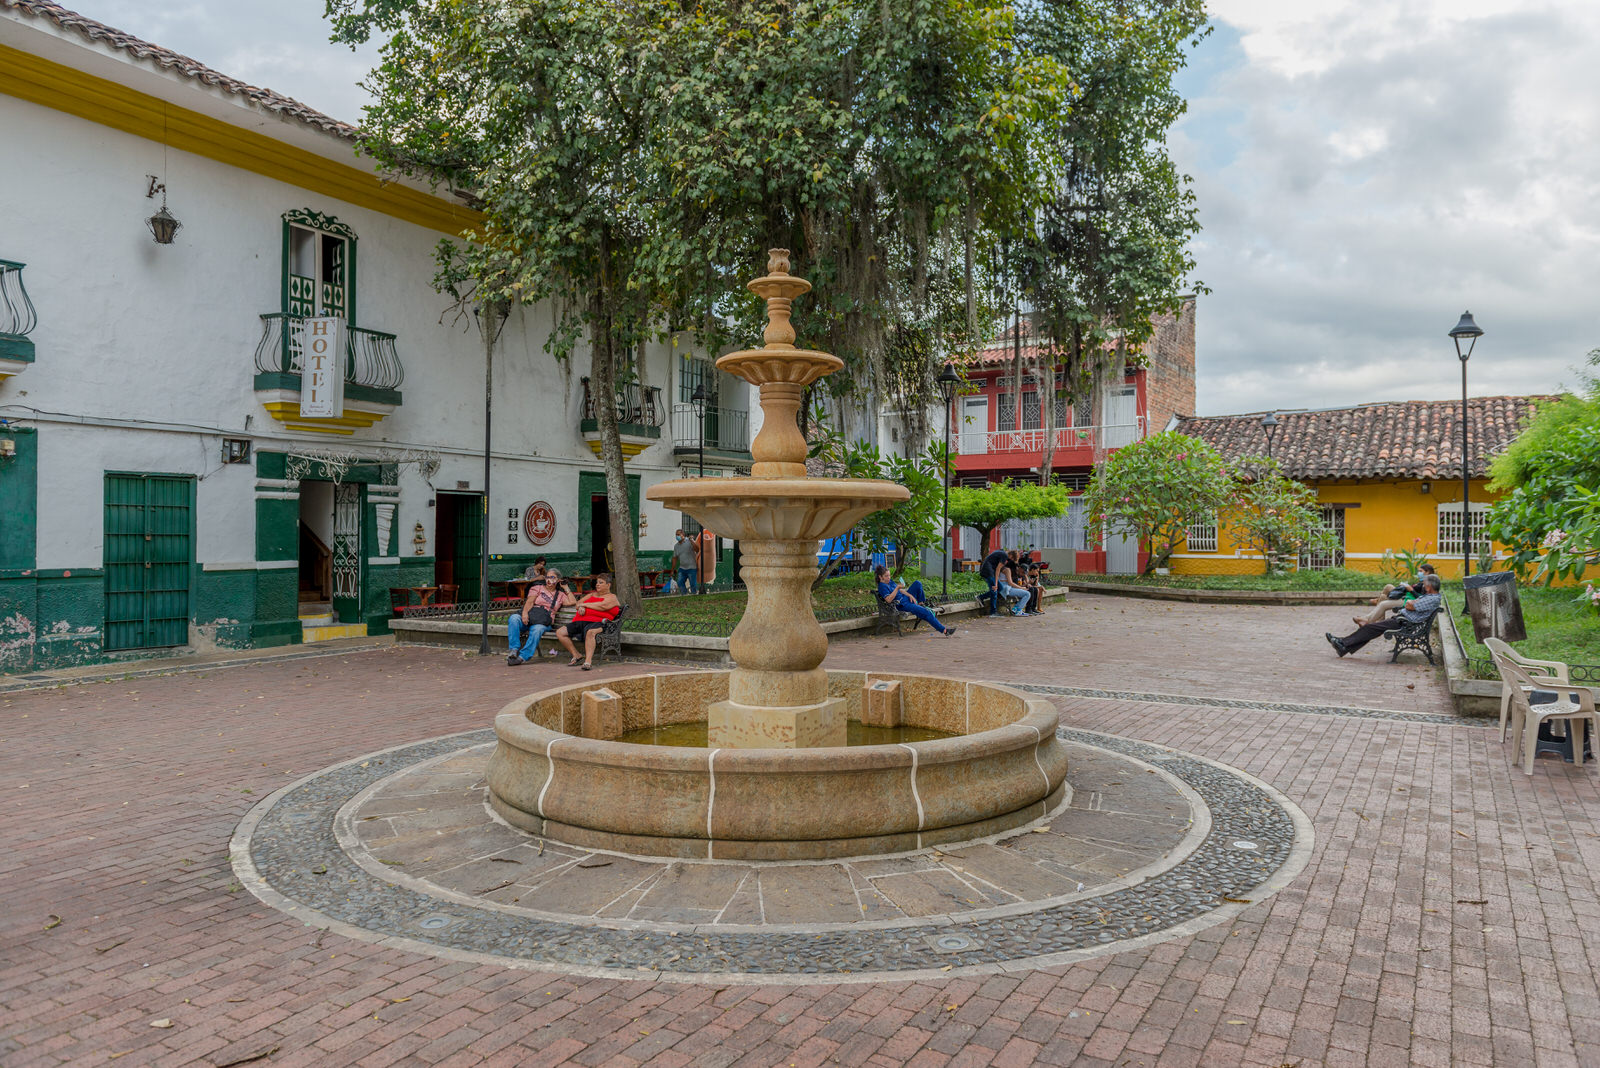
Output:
302 623 367 643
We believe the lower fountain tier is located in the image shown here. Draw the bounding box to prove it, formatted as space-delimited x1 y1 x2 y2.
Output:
485 669 1071 860
644 477 908 542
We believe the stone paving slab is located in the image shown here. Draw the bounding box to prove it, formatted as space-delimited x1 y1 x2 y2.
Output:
3 599 1599 1067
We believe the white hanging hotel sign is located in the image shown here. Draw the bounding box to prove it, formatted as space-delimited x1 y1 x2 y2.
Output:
297 317 347 418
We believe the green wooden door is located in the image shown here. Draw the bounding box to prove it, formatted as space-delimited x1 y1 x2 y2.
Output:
453 495 483 600
104 474 193 651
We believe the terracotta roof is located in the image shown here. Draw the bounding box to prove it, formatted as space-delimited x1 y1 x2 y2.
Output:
1173 396 1556 481
2 0 357 138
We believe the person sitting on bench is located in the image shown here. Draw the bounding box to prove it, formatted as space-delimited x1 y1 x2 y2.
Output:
1023 563 1045 615
1326 574 1441 657
875 566 956 637
995 551 1030 617
555 573 622 670
1353 563 1436 626
507 568 574 665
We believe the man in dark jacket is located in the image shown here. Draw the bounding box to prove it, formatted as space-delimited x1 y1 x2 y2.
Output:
978 548 1010 615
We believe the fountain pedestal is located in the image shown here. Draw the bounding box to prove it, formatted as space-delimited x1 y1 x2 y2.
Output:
646 250 908 749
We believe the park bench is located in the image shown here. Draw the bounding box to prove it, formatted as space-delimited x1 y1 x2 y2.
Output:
522 603 629 663
1384 607 1440 665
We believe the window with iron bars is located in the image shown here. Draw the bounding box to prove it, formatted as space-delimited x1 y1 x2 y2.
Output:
1299 507 1346 570
1185 512 1218 552
1021 391 1042 431
997 391 1017 432
1437 502 1490 556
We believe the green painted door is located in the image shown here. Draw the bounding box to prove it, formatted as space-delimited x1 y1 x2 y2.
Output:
453 495 483 600
104 474 193 651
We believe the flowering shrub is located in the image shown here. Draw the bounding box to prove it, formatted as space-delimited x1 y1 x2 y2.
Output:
1082 432 1233 574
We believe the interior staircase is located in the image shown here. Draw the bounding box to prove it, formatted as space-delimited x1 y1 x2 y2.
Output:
298 602 367 643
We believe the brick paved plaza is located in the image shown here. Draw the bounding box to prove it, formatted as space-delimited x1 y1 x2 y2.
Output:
4 594 1599 1067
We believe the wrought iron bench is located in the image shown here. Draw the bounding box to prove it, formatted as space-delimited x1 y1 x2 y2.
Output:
528 603 629 662
1385 607 1441 665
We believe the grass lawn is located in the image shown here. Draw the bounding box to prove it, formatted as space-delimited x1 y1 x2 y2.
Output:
1444 581 1600 674
1069 568 1381 591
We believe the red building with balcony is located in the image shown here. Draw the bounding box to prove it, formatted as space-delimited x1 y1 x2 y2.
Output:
946 297 1197 573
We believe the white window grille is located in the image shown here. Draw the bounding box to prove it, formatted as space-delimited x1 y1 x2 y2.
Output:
1437 502 1490 556
997 392 1017 432
1186 512 1218 552
1021 392 1042 431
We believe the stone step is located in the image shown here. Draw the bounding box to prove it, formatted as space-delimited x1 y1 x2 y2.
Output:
298 613 335 627
303 623 367 643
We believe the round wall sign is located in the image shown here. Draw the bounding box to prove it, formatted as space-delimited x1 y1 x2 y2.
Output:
523 501 556 546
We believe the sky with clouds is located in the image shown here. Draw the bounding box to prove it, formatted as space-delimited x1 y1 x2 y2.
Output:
64 0 1600 416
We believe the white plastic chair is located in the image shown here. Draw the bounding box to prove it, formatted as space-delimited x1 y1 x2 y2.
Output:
1486 641 1598 775
1485 637 1571 741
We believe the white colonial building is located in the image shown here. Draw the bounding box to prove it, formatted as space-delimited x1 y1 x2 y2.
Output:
0 1 754 671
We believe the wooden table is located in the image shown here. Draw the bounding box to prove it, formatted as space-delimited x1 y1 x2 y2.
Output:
407 586 440 606
506 578 536 601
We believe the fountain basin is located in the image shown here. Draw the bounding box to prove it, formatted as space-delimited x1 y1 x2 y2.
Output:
485 669 1069 860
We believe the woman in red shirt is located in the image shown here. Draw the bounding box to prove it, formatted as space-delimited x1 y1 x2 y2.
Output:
554 573 622 670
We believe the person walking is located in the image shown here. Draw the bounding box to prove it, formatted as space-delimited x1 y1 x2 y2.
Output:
672 529 699 595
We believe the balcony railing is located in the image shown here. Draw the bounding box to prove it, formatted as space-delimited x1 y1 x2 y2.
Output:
253 313 404 392
956 418 1145 456
581 377 665 430
0 260 37 357
671 402 750 452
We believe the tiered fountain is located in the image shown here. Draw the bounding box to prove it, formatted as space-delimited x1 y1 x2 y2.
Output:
486 251 1067 859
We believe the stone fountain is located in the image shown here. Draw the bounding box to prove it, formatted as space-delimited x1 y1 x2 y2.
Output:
645 249 910 748
485 251 1068 860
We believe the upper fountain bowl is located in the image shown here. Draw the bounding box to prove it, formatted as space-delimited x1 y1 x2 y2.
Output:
646 477 908 543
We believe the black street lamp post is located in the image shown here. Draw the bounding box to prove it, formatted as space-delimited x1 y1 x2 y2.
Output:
1259 412 1279 461
937 364 962 598
689 383 708 594
1449 312 1484 588
690 383 708 478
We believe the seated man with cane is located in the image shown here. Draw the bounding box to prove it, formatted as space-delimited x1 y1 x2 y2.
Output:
1326 573 1442 657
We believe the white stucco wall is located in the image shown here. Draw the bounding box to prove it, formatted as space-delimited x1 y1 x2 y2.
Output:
1 82 721 569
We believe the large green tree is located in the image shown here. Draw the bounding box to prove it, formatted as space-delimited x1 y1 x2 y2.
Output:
1006 0 1208 481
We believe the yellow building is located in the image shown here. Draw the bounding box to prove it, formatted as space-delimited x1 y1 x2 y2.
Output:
1169 397 1553 579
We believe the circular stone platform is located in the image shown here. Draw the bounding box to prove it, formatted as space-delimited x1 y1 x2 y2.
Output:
233 724 1311 983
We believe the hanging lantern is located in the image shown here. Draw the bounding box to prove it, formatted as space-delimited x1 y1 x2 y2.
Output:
146 203 182 245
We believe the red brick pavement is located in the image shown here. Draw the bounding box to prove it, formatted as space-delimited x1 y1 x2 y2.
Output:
3 598 1598 1067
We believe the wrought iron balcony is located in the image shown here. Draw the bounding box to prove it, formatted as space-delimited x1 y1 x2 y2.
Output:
671 402 750 454
0 260 37 370
253 313 405 396
580 378 665 434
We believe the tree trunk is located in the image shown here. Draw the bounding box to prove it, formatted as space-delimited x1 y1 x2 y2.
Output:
590 253 644 611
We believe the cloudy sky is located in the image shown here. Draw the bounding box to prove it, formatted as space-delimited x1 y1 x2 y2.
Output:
66 0 1600 416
